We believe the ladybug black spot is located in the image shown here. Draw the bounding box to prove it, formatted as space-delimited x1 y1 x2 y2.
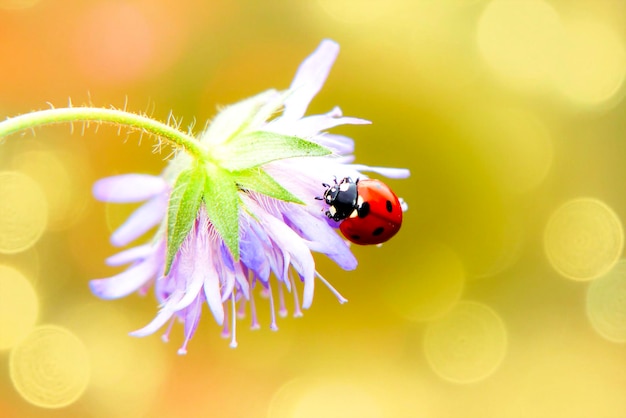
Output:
385 200 393 213
351 234 361 240
358 202 371 218
372 227 384 236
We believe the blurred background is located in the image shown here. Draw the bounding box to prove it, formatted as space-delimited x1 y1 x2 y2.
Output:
1 0 626 416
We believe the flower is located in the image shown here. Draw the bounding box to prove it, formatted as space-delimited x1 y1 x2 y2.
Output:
90 39 409 354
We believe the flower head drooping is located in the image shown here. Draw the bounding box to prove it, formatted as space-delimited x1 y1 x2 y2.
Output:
90 40 409 354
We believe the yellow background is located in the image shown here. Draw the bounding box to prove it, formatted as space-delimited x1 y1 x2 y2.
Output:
1 0 626 417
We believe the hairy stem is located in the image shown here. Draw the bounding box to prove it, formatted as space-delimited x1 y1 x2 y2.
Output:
0 107 205 159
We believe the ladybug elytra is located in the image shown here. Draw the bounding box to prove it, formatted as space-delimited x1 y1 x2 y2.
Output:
318 177 403 245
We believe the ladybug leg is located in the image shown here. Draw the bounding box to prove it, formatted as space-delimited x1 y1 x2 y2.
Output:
314 196 324 201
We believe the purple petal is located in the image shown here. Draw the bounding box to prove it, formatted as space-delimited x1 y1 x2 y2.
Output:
182 293 204 345
110 194 168 247
105 244 153 266
201 89 280 145
215 241 236 302
282 39 339 121
166 222 211 311
314 133 355 155
301 269 315 309
283 206 357 270
90 257 158 299
129 292 184 337
170 266 205 311
233 262 250 300
246 198 316 307
220 269 235 303
93 174 168 203
155 270 176 303
348 165 411 179
295 111 370 138
191 213 225 325
219 240 235 272
204 274 224 326
241 218 272 281
265 158 366 203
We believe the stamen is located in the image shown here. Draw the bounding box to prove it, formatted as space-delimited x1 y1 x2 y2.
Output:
237 298 247 319
315 271 348 304
178 324 191 355
221 301 231 338
290 272 303 318
249 275 260 330
230 292 238 348
267 281 278 331
161 316 176 343
278 282 288 318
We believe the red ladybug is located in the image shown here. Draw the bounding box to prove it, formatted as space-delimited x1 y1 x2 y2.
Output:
318 177 403 245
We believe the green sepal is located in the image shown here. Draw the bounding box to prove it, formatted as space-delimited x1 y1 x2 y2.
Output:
233 168 304 204
203 165 241 261
165 164 206 275
215 131 331 171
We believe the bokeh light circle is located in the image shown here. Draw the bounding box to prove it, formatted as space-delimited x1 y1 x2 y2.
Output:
586 260 626 343
268 377 384 418
11 149 91 231
9 325 90 408
383 242 465 322
544 198 623 281
423 301 507 384
555 19 626 108
476 0 564 86
59 303 168 418
0 265 38 350
0 171 48 254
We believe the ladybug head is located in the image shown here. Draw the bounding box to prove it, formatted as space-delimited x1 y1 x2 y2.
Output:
323 184 341 205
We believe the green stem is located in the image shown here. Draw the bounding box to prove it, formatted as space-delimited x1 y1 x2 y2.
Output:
0 107 205 159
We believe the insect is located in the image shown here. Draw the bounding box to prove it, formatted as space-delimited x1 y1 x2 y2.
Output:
317 177 403 245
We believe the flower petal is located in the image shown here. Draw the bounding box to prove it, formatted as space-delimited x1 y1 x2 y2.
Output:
200 89 280 145
111 194 168 247
313 133 355 155
204 273 225 326
282 39 339 121
292 111 370 138
90 257 158 299
283 205 357 270
240 216 272 281
246 198 315 308
169 266 205 311
267 106 369 139
93 174 168 203
105 244 154 267
181 293 204 348
233 262 250 300
348 164 411 179
129 292 184 337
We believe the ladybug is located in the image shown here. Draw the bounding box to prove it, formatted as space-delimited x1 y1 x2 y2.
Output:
317 177 403 245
